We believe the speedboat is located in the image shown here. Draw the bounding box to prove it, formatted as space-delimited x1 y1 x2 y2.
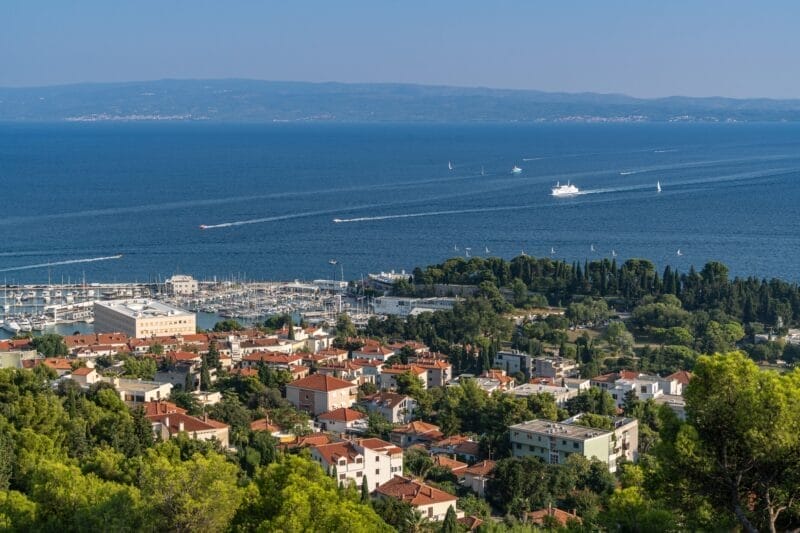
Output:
511 165 523 174
551 181 580 197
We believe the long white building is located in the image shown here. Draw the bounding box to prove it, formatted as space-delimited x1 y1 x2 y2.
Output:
94 299 196 338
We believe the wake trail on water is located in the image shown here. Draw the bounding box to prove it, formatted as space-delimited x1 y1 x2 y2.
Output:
0 255 123 273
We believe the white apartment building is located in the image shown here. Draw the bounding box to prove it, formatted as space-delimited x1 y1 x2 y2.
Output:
94 299 196 338
311 438 404 491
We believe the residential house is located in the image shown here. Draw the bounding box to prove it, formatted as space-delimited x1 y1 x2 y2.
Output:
511 382 576 407
493 350 533 378
463 460 496 497
143 400 230 447
412 358 452 388
360 392 417 424
431 454 468 478
533 356 578 379
429 435 481 462
390 421 443 448
286 374 357 416
69 366 100 387
352 342 395 361
317 407 367 434
528 505 582 528
311 438 404 491
378 365 427 391
376 476 463 522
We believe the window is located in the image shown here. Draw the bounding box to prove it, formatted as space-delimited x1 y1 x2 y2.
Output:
573 442 579 449
339 473 346 480
356 458 362 464
375 456 380 462
640 385 647 394
356 471 363 477
428 507 433 518
529 445 534 451
515 443 521 449
375 469 380 475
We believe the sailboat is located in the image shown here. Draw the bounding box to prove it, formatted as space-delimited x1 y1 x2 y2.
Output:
550 247 556 255
453 244 459 252
485 246 490 254
677 249 683 256
481 166 485 176
465 247 472 258
657 181 662 193
590 244 595 252
448 161 454 171
611 250 617 257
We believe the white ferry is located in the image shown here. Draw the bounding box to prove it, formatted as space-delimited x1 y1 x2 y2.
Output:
551 181 580 197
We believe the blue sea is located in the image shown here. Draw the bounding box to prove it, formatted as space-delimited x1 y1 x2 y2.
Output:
1 122 800 284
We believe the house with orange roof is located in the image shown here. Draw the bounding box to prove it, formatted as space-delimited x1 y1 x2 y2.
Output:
376 476 462 522
430 435 482 463
378 365 427 391
389 421 444 448
41 357 73 376
311 438 404 491
463 460 496 497
352 342 395 362
528 505 582 527
303 347 348 366
412 358 452 387
250 418 295 443
662 370 692 395
146 410 230 448
316 360 365 384
458 516 485 531
387 340 429 354
360 391 417 424
317 407 367 434
350 358 384 383
240 352 304 370
286 374 358 415
432 454 468 477
69 366 100 386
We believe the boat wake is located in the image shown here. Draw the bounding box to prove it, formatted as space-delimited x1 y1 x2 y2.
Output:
0 254 123 273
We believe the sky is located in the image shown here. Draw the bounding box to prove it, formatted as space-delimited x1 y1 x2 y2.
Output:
1 1 798 99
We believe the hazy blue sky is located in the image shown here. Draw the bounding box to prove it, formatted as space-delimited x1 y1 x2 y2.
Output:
2 1 798 98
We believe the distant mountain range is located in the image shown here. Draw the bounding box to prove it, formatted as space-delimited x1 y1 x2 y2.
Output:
2 79 800 123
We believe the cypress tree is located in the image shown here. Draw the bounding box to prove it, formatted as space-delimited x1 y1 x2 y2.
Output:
361 475 370 502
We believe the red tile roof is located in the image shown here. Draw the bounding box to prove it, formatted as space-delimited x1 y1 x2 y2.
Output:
71 367 96 376
463 460 496 477
528 506 582 527
666 370 693 385
432 454 468 473
148 412 228 433
381 364 426 376
287 373 355 392
41 358 72 370
458 516 484 531
318 407 366 423
376 476 457 506
358 438 402 455
313 441 363 465
141 400 187 416
362 391 411 409
250 418 282 433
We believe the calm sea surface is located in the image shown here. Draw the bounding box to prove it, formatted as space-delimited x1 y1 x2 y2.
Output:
1 122 799 284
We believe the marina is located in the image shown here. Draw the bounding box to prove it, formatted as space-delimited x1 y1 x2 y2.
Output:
0 277 373 339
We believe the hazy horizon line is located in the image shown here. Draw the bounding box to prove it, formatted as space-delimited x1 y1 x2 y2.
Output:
1 77 796 103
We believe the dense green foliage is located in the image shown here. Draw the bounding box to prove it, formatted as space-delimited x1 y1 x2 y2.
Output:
0 368 387 532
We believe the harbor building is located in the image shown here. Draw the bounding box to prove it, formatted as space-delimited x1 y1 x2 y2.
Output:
94 299 196 338
165 275 198 296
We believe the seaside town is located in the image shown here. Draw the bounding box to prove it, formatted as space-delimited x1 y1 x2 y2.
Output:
2 255 799 531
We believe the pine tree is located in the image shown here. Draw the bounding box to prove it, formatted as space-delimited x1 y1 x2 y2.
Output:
361 475 370 503
441 505 458 533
